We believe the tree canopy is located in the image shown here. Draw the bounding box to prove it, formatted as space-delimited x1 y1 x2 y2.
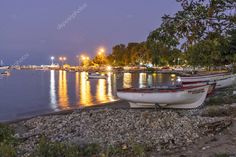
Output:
146 0 236 67
102 0 236 67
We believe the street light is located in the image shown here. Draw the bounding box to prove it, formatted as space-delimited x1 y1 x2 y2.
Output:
98 47 105 55
99 48 105 53
50 56 55 65
80 55 90 67
59 56 67 65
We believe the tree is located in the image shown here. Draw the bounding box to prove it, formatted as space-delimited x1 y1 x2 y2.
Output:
147 0 235 67
147 28 179 65
167 48 185 66
186 35 230 68
92 53 108 66
108 42 152 66
109 44 126 66
150 0 235 49
228 29 236 64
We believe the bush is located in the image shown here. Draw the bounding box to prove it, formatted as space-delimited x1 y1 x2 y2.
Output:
215 153 230 157
104 144 147 157
0 143 16 157
0 124 17 157
34 138 148 157
0 124 16 144
34 137 80 157
34 137 102 157
132 144 146 157
81 143 101 156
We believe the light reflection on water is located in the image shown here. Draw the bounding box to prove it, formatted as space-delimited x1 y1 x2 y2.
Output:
0 70 177 121
58 70 69 109
139 73 147 88
50 70 57 110
123 73 132 88
79 72 93 106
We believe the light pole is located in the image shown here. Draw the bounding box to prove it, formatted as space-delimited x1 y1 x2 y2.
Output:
59 57 67 67
80 55 90 67
98 47 105 56
51 56 55 65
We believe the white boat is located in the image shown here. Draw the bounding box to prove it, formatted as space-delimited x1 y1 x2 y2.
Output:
0 66 10 70
179 73 236 89
117 85 210 109
88 72 107 79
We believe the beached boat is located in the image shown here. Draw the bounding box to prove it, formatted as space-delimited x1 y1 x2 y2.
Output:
179 73 236 89
117 85 209 109
88 73 107 79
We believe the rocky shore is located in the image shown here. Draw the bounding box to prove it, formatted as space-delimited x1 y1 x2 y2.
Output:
0 87 235 157
7 108 233 157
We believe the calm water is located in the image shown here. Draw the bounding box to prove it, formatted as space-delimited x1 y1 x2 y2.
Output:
0 70 177 121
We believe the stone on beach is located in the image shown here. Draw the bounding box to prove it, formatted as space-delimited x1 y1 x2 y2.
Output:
10 108 231 155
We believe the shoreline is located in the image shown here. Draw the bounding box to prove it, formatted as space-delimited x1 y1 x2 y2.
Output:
1 79 236 156
2 100 128 124
1 98 236 156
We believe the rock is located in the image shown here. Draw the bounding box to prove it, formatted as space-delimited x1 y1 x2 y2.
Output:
11 109 230 156
231 103 236 108
199 119 232 135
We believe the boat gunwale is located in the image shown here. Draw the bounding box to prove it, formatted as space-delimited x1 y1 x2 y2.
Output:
117 84 208 93
180 73 232 79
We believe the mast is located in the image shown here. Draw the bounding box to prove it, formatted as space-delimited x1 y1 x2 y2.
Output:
0 60 3 67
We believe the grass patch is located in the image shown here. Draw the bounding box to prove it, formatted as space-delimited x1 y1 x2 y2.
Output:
202 106 236 117
206 95 236 106
104 144 147 157
215 153 230 157
0 143 16 157
0 124 17 157
33 137 148 157
132 144 146 157
33 136 101 157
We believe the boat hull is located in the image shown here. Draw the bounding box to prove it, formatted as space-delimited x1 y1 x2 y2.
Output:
180 74 236 89
215 76 236 89
0 66 9 70
117 85 209 109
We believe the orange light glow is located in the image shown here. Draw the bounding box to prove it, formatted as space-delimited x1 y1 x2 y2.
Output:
96 79 107 103
123 73 132 88
58 70 69 109
79 72 93 106
139 73 147 88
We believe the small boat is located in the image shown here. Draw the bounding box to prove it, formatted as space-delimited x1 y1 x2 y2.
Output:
0 66 10 70
88 72 107 79
179 73 236 89
117 85 210 109
0 70 10 76
181 81 216 96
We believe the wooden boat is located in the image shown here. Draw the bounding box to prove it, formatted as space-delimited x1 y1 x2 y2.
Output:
179 73 236 89
117 85 210 109
88 72 107 79
181 82 216 96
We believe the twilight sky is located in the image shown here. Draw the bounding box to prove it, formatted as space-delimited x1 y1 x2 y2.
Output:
0 0 180 65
